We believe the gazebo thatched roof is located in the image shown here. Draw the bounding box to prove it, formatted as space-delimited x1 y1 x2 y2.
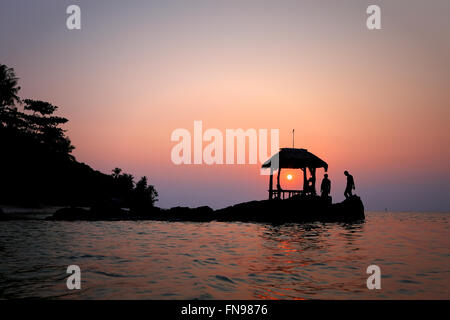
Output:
262 148 328 171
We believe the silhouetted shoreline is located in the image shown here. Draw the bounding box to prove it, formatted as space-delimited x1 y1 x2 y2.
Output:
42 195 364 223
1 63 159 209
1 63 368 223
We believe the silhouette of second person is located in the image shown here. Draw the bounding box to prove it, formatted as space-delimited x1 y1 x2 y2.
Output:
320 174 331 198
344 170 355 198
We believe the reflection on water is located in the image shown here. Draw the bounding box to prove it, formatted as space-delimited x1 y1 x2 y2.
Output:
253 222 367 299
0 212 448 299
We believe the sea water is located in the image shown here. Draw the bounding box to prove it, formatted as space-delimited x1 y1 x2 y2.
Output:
0 212 448 299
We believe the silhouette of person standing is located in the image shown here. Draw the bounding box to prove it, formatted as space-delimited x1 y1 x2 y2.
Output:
344 171 355 198
320 174 331 198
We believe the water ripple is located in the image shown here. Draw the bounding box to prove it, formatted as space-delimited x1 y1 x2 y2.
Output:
0 212 449 299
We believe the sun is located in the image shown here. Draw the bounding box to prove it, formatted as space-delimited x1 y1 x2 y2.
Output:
287 174 293 181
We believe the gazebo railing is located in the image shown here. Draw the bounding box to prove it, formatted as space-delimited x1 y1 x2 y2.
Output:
268 189 303 200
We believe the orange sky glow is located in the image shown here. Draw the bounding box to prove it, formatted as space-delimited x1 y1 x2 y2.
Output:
2 0 449 210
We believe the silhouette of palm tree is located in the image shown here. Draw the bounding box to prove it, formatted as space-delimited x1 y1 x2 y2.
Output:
0 64 21 109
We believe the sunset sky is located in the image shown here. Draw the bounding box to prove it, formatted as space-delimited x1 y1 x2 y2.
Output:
1 0 449 211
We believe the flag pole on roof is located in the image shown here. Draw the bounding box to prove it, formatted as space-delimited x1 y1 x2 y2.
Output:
292 129 295 148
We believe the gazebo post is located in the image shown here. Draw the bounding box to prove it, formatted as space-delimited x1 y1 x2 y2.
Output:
302 167 308 194
310 167 317 195
277 168 282 199
269 167 274 200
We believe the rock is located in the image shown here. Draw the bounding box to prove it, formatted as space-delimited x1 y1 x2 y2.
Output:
48 202 158 221
215 195 365 223
129 206 162 219
331 195 365 221
90 202 126 220
47 207 91 221
45 196 364 223
162 206 214 221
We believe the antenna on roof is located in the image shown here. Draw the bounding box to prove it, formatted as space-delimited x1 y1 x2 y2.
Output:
292 129 295 148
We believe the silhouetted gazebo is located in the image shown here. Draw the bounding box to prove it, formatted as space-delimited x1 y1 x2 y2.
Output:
262 148 328 200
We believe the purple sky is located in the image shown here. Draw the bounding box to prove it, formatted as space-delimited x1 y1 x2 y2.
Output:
1 0 449 211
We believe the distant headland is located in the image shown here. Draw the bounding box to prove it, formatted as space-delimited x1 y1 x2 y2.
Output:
0 63 158 209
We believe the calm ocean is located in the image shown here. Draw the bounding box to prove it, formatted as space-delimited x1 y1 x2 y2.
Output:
0 212 448 299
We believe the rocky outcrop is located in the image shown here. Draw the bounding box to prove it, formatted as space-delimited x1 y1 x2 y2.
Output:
155 206 214 222
49 207 91 221
47 196 364 223
214 195 364 223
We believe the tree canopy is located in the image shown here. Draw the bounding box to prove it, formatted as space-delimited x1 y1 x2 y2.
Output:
0 63 158 209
